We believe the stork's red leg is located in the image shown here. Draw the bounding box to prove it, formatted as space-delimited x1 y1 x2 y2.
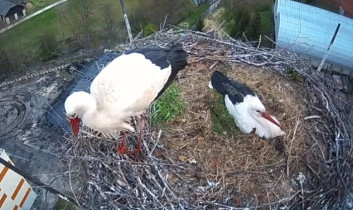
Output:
116 132 130 155
134 117 145 160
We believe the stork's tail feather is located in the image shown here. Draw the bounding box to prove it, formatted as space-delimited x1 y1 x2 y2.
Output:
210 70 229 95
155 44 188 99
168 44 188 71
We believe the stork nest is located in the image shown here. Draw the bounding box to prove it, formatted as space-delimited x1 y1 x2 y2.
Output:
59 29 353 209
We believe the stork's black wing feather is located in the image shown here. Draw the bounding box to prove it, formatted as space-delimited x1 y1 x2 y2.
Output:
210 70 256 104
125 44 187 70
125 47 170 69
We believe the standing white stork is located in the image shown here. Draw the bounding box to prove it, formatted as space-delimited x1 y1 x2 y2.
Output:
64 44 188 158
209 71 285 139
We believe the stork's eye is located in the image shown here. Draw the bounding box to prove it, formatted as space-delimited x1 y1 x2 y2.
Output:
67 113 77 119
256 110 261 113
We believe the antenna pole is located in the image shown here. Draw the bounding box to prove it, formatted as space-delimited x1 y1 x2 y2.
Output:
119 0 133 44
317 23 341 72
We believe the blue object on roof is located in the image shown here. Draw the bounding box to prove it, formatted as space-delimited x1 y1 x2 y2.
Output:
0 0 16 16
274 0 353 76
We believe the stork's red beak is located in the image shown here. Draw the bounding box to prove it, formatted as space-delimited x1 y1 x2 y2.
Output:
69 117 80 136
262 112 282 129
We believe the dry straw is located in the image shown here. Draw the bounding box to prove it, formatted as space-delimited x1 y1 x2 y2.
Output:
60 29 352 209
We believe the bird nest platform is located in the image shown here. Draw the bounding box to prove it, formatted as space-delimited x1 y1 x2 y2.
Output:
60 29 353 209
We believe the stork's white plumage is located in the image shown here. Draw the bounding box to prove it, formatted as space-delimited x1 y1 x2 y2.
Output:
64 45 188 157
209 71 285 139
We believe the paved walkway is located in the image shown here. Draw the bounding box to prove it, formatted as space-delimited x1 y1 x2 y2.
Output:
0 0 68 34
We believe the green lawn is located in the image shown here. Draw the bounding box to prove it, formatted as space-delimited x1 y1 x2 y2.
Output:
0 9 59 49
0 0 168 51
0 0 197 72
0 0 123 50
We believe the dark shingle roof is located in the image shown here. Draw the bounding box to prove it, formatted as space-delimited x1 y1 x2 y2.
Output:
0 0 16 16
0 0 25 16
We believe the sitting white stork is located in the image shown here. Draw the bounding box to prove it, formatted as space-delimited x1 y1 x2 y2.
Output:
209 70 285 139
64 44 188 158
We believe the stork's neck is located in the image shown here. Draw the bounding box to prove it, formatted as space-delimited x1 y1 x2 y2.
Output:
250 111 284 139
80 97 112 132
78 93 134 133
77 93 100 124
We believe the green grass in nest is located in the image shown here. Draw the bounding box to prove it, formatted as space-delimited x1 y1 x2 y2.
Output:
60 69 75 81
152 84 186 126
207 91 240 137
55 198 75 210
286 65 303 83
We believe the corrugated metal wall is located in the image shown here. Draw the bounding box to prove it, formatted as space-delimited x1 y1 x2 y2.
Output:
274 0 353 76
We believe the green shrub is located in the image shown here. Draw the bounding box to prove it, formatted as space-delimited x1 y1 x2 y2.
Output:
195 18 204 31
143 23 158 36
221 0 273 43
38 31 61 61
286 66 303 83
247 11 261 40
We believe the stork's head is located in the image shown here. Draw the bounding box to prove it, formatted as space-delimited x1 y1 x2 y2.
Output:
64 91 93 136
247 95 285 138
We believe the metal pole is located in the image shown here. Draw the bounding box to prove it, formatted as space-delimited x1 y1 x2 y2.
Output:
119 0 133 44
317 23 341 72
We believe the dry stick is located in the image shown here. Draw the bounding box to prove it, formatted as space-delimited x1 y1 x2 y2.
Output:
135 129 179 206
88 181 107 200
300 179 305 210
310 133 327 163
255 191 301 208
132 30 144 44
287 113 300 177
62 154 181 167
304 115 321 120
160 14 168 30
136 176 163 207
68 160 82 208
150 129 162 155
142 137 182 205
257 35 262 49
199 201 253 210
